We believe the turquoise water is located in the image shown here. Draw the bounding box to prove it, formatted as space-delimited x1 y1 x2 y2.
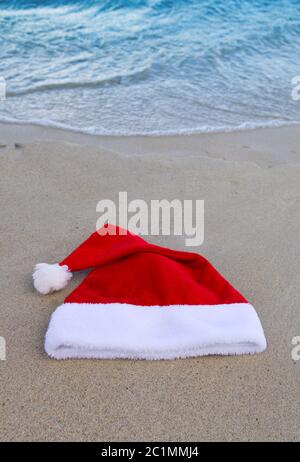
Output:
0 0 300 135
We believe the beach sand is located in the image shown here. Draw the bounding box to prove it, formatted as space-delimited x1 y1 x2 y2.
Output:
0 122 299 441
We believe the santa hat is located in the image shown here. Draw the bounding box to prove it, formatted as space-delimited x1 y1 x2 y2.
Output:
33 225 266 360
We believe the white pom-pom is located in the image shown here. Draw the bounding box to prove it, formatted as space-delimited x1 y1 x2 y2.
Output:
33 263 72 295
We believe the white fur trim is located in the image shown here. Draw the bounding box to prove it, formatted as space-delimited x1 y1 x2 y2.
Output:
45 303 267 360
33 263 72 295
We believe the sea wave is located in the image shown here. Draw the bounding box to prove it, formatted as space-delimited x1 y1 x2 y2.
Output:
0 0 299 135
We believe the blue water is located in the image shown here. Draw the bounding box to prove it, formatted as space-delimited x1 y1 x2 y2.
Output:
0 0 300 135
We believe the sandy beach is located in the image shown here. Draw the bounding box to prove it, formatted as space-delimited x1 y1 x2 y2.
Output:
0 122 299 441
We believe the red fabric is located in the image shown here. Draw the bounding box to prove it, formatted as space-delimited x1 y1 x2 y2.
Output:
60 225 247 306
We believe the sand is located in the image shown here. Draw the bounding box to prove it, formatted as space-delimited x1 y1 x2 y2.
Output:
0 122 299 441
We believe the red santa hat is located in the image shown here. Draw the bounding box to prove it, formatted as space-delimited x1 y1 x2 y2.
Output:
33 225 266 360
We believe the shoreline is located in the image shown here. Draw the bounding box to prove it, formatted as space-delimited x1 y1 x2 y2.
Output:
1 121 300 167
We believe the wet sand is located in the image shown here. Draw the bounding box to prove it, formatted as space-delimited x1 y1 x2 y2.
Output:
0 122 299 441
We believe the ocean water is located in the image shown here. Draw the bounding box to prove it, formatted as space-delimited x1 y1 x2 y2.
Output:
0 0 300 135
